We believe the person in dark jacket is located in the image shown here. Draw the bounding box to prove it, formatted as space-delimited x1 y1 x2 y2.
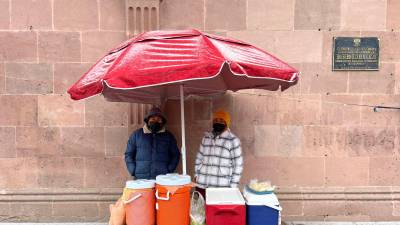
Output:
125 107 181 179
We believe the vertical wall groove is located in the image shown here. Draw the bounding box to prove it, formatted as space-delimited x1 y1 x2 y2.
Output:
126 0 160 37
125 0 161 128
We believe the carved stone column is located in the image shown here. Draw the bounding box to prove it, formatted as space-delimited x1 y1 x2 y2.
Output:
125 0 160 37
125 0 160 129
129 103 153 131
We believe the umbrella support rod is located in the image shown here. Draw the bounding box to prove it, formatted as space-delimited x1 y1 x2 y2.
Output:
180 84 187 175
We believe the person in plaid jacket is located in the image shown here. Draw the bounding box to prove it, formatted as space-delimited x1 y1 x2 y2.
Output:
194 109 243 198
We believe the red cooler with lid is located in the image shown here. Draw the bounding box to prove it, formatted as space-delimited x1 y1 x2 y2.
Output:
206 188 246 225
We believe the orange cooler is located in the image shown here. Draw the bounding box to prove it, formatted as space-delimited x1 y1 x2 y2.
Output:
155 174 192 225
123 179 156 225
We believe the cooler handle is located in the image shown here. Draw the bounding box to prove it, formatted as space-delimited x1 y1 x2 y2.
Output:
123 193 142 204
215 206 240 215
155 190 170 201
264 204 282 211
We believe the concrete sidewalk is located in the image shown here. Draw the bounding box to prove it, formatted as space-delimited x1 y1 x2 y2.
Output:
0 223 107 225
2 222 400 225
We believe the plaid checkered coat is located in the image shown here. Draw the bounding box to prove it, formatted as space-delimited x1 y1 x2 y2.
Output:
194 129 243 188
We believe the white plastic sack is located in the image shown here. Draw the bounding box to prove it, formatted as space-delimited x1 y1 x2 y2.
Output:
248 179 275 192
190 191 205 225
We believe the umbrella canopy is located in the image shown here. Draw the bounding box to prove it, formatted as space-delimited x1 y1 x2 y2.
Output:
68 29 299 104
67 29 299 175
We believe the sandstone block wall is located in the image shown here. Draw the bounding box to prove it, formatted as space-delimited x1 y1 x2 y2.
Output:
0 0 399 222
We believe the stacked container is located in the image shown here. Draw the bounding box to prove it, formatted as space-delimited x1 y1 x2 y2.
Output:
206 188 246 225
243 187 282 225
123 179 156 225
155 174 192 225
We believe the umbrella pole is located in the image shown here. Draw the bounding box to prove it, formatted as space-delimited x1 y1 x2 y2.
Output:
180 84 187 175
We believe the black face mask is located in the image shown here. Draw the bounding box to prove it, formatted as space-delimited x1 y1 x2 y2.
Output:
148 122 163 133
213 123 226 134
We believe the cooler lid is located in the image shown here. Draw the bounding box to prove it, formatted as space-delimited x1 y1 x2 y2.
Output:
243 188 280 206
125 179 155 189
206 188 245 205
156 173 191 186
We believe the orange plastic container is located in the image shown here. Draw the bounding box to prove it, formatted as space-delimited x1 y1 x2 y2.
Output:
155 174 192 225
123 180 156 225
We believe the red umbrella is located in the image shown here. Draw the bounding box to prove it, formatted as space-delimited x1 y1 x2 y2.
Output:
68 29 299 174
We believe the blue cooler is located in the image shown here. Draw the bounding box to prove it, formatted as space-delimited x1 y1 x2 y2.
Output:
243 187 282 225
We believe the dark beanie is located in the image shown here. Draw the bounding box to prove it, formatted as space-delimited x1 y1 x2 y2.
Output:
144 107 167 124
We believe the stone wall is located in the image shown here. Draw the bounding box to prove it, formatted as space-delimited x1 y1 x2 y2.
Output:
0 0 399 222
0 0 131 222
162 0 400 222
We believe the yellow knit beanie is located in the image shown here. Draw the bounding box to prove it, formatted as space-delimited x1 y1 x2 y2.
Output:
213 109 231 127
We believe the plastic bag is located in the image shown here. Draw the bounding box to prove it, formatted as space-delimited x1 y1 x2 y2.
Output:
248 179 275 192
190 191 205 225
108 198 126 225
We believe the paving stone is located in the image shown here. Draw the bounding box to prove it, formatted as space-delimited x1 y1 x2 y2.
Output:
5 63 53 94
346 127 396 157
11 0 52 30
303 200 346 216
38 157 84 188
0 127 16 158
254 125 303 157
85 157 130 188
9 203 52 222
228 31 323 63
38 32 81 62
320 95 361 126
54 0 99 30
248 0 294 30
54 63 92 94
348 63 395 94
85 96 129 127
0 31 37 62
0 95 37 126
242 155 325 186
60 127 105 157
16 127 60 157
325 157 369 186
294 0 340 30
302 126 346 157
82 31 126 62
0 158 39 188
205 0 246 30
387 0 400 31
341 0 386 31
0 0 10 29
160 0 204 30
38 94 84 126
0 63 4 94
360 95 400 126
99 0 126 31
105 127 129 157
